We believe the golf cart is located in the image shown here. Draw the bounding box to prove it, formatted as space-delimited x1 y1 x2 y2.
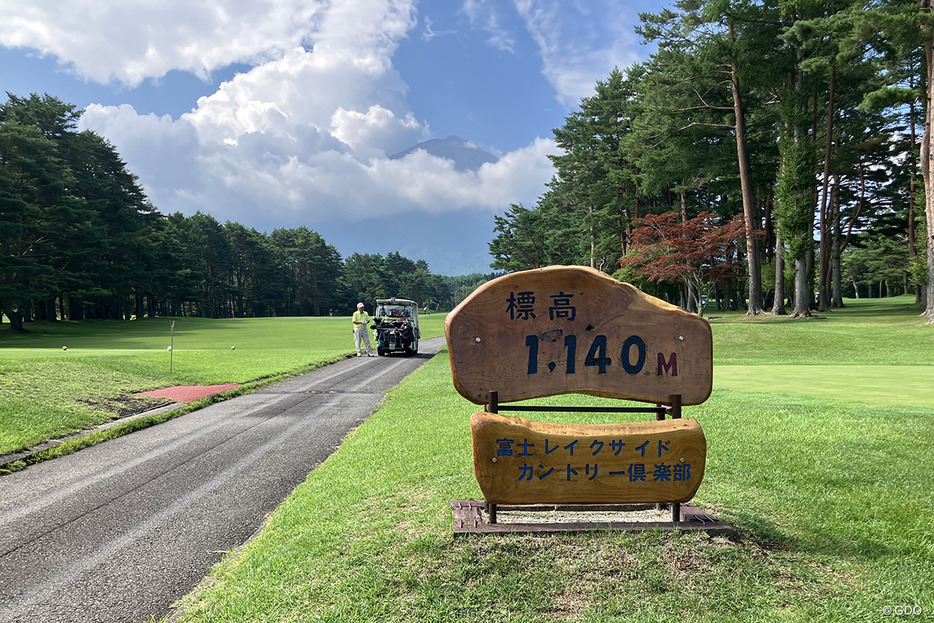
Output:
372 298 420 356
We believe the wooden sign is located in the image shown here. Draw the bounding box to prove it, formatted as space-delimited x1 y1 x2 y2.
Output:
445 266 712 406
471 412 706 505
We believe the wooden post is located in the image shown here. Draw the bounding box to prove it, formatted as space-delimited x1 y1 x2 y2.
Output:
487 390 498 523
656 403 665 510
671 394 682 522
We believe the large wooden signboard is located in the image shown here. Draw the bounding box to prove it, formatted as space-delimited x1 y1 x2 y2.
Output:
445 266 712 406
445 266 713 510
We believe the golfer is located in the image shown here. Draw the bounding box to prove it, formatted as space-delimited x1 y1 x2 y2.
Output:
352 302 375 357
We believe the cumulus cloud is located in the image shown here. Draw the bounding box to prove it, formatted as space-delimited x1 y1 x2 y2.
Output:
180 44 422 152
11 0 559 240
0 0 328 86
83 98 555 227
330 105 423 156
370 137 555 211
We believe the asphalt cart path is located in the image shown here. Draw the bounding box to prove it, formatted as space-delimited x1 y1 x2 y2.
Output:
0 337 445 623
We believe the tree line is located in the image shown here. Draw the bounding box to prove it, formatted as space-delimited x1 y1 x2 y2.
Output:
0 93 482 331
490 0 932 319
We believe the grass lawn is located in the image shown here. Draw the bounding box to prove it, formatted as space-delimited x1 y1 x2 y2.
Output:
166 296 934 622
2 299 932 621
0 313 449 456
711 296 934 408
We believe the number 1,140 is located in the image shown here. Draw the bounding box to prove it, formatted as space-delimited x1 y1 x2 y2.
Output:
525 334 648 376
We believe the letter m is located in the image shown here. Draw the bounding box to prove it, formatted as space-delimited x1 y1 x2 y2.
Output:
657 352 678 377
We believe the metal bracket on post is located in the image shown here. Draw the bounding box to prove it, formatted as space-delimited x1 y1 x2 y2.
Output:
669 393 682 419
486 390 499 415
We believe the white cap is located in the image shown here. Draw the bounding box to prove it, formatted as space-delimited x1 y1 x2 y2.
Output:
357 302 364 307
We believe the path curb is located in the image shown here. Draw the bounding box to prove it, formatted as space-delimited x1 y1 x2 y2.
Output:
0 402 185 470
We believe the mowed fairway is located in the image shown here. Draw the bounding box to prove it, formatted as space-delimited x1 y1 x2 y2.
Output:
712 296 934 408
166 296 933 623
0 313 449 456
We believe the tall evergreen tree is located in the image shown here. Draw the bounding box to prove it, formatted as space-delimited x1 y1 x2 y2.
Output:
0 94 90 329
639 0 788 315
550 68 644 270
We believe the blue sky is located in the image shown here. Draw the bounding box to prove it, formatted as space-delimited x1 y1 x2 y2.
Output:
0 0 663 275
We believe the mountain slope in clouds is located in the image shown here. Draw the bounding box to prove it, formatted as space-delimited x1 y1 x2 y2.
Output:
389 135 498 172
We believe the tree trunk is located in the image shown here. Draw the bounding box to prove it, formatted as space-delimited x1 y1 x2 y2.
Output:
589 206 596 269
772 236 786 315
34 299 48 322
817 67 836 312
831 182 844 308
790 257 811 317
909 99 920 304
923 33 934 320
729 23 763 316
4 306 25 331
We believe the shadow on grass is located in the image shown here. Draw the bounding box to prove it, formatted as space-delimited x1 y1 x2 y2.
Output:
719 498 908 572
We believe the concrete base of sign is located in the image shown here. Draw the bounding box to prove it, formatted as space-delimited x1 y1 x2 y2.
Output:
451 500 730 536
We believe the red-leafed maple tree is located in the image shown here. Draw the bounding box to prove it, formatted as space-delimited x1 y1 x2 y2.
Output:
620 211 746 314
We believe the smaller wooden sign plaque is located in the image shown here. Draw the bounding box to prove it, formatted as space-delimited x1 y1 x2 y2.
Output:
471 412 706 505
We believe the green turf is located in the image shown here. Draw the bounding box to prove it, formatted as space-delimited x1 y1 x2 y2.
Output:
0 314 448 455
710 297 934 408
715 365 933 407
170 351 934 623
709 296 934 366
4 298 933 621
164 296 933 622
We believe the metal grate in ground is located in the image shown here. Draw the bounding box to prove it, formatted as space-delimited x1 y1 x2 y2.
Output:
451 500 731 536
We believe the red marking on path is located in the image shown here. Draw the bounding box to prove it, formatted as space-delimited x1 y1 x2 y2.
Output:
138 384 240 403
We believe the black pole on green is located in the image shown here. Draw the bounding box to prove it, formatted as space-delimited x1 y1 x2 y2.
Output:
169 320 175 374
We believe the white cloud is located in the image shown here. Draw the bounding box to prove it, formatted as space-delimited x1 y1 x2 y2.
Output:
420 16 457 43
81 93 555 228
80 104 202 207
16 0 559 240
0 0 328 86
82 98 556 226
462 0 516 53
514 0 644 107
331 105 423 155
369 137 555 212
